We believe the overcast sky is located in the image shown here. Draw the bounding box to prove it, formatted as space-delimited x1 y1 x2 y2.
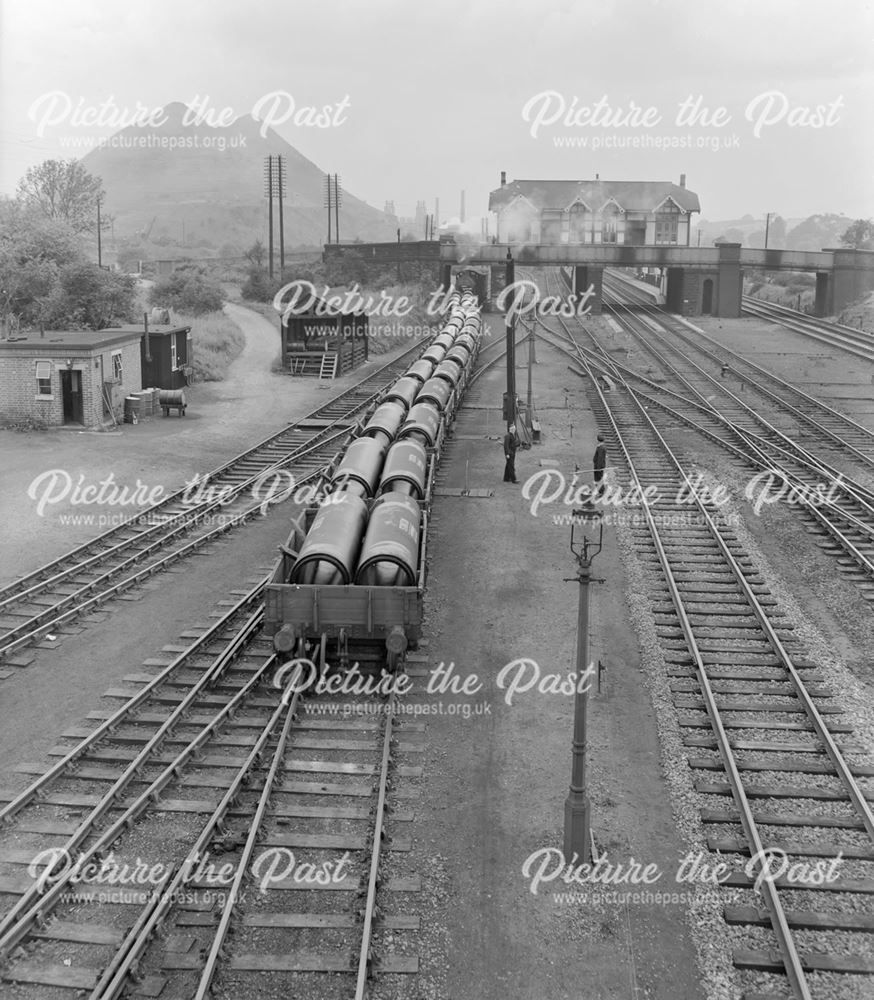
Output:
1 0 872 223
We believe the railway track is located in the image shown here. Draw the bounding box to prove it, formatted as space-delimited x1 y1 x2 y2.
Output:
0 342 427 667
543 270 874 601
0 586 424 998
542 322 874 1000
742 297 874 364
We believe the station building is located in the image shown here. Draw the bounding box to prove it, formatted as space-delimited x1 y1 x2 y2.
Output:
488 174 700 247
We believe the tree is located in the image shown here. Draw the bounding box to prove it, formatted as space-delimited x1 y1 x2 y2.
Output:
244 240 266 267
16 159 105 234
150 265 224 315
50 263 136 329
839 219 874 250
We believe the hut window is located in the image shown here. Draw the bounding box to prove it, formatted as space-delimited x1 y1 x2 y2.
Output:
35 361 52 396
111 350 123 383
170 335 178 370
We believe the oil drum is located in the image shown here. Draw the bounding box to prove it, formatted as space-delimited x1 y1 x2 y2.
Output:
405 359 435 384
354 491 421 587
330 436 387 497
398 402 441 448
433 360 462 386
362 401 406 442
380 439 428 498
416 376 453 411
384 376 421 410
291 492 368 586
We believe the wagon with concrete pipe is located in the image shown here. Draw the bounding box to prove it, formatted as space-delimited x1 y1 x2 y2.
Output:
263 288 482 673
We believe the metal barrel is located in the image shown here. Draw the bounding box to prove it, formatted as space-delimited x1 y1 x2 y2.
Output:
290 492 369 586
384 376 421 410
416 377 453 412
354 491 422 587
420 345 447 366
405 359 435 384
444 344 471 370
330 436 387 498
362 401 407 442
433 360 462 386
380 439 428 499
398 402 442 447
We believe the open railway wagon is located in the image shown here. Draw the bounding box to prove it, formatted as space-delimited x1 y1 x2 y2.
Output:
264 289 482 673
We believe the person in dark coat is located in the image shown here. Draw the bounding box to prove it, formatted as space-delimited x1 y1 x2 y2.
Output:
593 433 607 500
503 424 520 483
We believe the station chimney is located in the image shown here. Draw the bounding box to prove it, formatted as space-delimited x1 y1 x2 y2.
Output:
680 173 686 188
500 171 506 187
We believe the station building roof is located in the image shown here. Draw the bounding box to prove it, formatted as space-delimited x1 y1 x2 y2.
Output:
489 179 701 214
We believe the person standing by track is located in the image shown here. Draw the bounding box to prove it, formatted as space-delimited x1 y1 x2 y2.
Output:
592 433 608 501
503 424 520 483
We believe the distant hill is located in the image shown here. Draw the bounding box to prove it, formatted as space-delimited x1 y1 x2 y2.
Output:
81 102 396 257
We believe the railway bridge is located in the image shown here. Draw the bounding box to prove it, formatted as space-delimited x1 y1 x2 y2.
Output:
323 240 874 319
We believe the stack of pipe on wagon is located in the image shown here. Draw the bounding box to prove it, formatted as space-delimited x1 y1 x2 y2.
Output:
286 287 482 591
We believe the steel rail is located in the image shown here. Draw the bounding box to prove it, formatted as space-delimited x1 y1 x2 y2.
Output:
541 321 874 580
0 456 338 661
563 335 814 999
0 339 427 604
0 579 266 827
601 290 874 524
0 610 274 958
92 661 295 1000
742 299 874 363
354 693 398 998
604 273 874 465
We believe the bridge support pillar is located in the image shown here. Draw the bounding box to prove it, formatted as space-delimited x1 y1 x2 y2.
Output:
574 266 602 314
715 242 742 318
825 249 874 317
814 272 831 317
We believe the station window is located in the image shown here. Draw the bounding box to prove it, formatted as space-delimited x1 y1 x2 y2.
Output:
35 361 52 396
602 206 621 244
111 350 123 383
655 202 681 244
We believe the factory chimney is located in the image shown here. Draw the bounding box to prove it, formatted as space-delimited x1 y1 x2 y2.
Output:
460 190 465 223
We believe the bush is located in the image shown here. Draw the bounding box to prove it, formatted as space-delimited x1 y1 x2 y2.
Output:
150 265 224 315
178 310 246 381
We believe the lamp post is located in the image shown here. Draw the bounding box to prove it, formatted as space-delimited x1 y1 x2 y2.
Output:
563 509 604 863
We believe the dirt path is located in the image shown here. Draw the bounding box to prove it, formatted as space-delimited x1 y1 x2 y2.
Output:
0 302 414 586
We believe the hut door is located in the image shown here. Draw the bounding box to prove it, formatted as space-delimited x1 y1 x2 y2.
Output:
702 279 714 314
61 370 84 424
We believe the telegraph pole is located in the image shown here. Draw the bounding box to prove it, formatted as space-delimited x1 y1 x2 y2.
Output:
278 154 286 274
264 156 275 279
334 174 341 244
96 196 102 268
325 173 333 245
